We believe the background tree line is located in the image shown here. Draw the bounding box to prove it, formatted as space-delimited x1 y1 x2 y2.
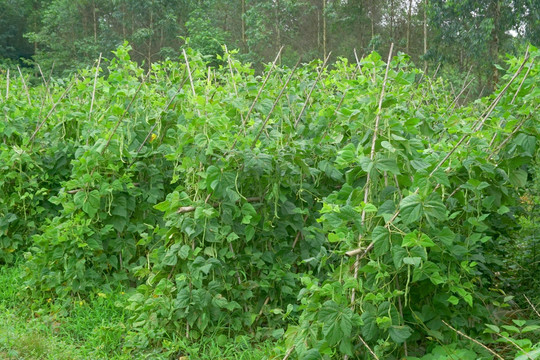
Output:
0 0 539 92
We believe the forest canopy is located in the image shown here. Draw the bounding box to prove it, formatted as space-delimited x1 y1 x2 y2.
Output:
1 0 539 90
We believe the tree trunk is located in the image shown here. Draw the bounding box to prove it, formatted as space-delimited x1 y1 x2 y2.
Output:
317 9 320 50
275 0 281 62
423 0 428 71
241 0 246 50
390 0 394 40
92 0 97 43
323 0 327 59
490 0 501 88
122 2 126 39
406 0 412 53
148 4 153 66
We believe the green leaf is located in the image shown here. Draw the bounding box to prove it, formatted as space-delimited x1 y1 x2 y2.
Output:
418 233 435 247
403 231 434 248
437 227 455 247
447 296 459 305
485 324 500 333
497 205 510 215
360 305 379 341
515 348 540 360
82 190 100 217
73 191 85 208
388 325 412 343
179 245 190 259
424 194 446 224
339 337 353 356
381 141 395 153
376 158 400 174
319 300 353 346
522 325 540 333
402 232 417 247
509 168 527 187
206 165 221 191
403 257 421 267
372 226 390 257
336 143 356 167
431 169 451 187
501 325 521 333
359 156 374 173
300 349 321 360
429 272 446 285
163 244 179 266
245 225 255 242
400 194 422 224
392 245 407 268
411 159 430 170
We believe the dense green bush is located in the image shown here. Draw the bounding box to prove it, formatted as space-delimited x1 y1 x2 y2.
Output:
0 44 538 358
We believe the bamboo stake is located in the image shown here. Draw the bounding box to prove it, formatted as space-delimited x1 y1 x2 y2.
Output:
317 64 363 143
29 77 77 144
467 47 530 141
292 214 309 249
395 277 408 357
442 320 504 360
499 334 534 360
89 53 102 121
5 69 9 100
17 66 31 106
230 47 284 150
133 67 192 158
282 346 295 360
244 46 283 124
253 296 270 324
66 183 140 194
294 52 331 128
347 61 531 257
447 77 475 111
224 45 238 96
487 103 539 161
182 48 201 118
37 64 52 102
511 59 534 105
251 59 300 149
353 48 365 77
488 58 536 147
224 45 247 127
358 335 380 360
432 51 529 176
101 72 149 155
350 43 393 305
524 295 540 319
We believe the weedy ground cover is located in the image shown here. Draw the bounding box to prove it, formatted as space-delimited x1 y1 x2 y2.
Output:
0 44 539 359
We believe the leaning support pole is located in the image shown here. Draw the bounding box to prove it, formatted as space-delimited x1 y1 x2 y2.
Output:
133 67 192 159
251 58 300 149
294 51 331 128
101 72 149 155
346 48 534 259
350 43 393 306
29 77 77 145
89 53 102 122
231 46 284 150
17 66 32 106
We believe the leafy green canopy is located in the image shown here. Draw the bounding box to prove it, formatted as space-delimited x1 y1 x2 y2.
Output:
0 44 538 358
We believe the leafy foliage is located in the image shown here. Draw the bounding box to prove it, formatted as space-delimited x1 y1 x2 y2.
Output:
0 43 538 358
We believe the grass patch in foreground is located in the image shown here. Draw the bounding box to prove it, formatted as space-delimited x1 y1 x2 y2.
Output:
0 263 129 359
0 263 280 359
